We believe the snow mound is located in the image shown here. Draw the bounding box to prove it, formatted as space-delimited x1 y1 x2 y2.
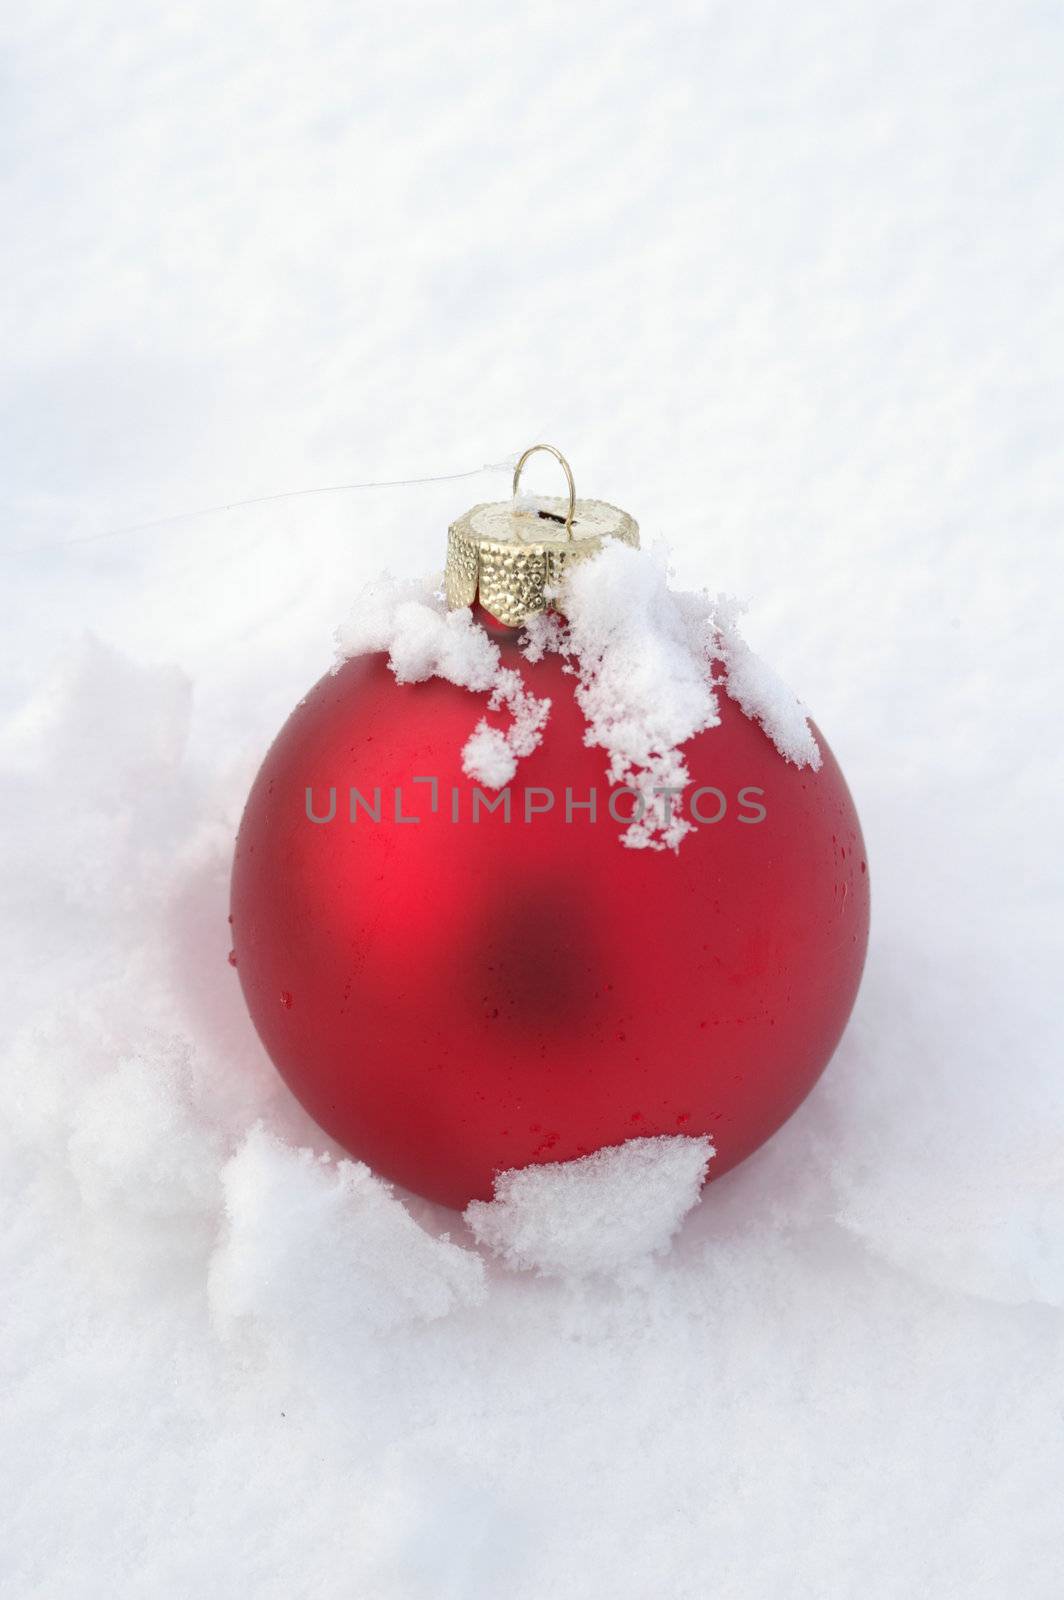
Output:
210 1125 486 1342
7 1005 225 1274
465 1136 714 1278
67 1035 223 1233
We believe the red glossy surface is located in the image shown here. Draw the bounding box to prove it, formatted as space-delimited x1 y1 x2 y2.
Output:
231 626 869 1208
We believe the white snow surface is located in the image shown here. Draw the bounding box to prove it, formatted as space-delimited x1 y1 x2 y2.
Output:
3 3 1064 1595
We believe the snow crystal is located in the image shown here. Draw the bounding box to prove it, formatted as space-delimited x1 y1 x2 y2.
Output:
465 1137 714 1278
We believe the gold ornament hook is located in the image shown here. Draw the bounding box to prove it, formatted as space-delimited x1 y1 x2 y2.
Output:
512 444 576 538
445 450 638 626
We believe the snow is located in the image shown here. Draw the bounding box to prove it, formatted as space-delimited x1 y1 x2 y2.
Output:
533 543 722 848
336 541 817 840
336 580 551 790
460 719 518 788
335 576 499 691
523 541 821 846
210 1127 487 1341
462 667 551 789
3 2 1064 1595
466 1137 714 1278
713 594 822 769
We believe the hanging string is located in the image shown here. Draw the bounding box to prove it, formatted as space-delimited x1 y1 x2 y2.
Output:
6 454 519 557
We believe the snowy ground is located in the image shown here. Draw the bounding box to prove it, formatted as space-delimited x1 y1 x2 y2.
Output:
3 2 1063 1595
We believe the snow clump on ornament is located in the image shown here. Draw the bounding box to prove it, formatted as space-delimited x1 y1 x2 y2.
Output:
335 538 820 850
335 572 551 791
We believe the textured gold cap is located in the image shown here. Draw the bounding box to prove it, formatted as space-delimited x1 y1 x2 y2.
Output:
444 446 639 627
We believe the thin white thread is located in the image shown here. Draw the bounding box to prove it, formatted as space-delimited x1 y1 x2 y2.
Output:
6 454 518 557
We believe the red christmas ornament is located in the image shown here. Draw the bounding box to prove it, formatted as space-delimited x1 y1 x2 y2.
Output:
231 450 869 1209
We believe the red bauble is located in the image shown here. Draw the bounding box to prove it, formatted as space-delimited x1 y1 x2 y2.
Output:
231 615 869 1209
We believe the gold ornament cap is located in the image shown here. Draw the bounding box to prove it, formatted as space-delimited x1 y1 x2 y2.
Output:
445 444 639 627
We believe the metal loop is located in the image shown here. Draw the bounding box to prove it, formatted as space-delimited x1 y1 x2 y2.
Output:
512 444 576 537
